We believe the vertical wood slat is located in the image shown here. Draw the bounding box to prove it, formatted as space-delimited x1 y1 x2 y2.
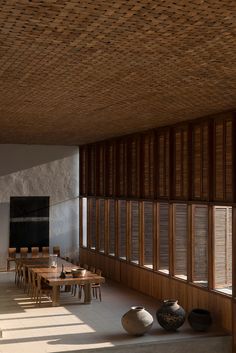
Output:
140 131 155 199
127 135 140 198
213 117 233 202
116 138 128 197
192 121 209 200
87 144 96 196
96 142 105 196
79 145 88 196
105 141 116 197
173 125 189 199
156 128 170 198
232 207 236 352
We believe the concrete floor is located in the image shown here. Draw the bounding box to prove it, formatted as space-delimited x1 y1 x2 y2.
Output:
0 272 231 353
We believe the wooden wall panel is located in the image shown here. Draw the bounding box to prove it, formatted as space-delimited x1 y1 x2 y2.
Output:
156 129 170 198
173 125 189 199
140 132 155 199
192 122 209 200
79 145 88 196
87 144 96 196
214 117 233 202
105 141 116 197
96 142 105 196
127 135 140 198
116 138 128 197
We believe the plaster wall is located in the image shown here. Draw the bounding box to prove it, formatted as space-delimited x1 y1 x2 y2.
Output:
0 144 79 270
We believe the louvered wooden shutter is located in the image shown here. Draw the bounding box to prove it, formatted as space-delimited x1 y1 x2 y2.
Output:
192 205 208 284
131 201 139 263
96 143 105 196
128 136 140 198
174 204 187 277
118 200 127 259
214 206 232 288
214 118 233 202
173 126 189 199
79 145 88 196
156 129 170 198
87 144 96 196
108 199 116 255
159 202 169 271
98 199 105 252
192 122 209 200
140 132 155 199
143 201 153 267
105 141 115 197
116 138 128 197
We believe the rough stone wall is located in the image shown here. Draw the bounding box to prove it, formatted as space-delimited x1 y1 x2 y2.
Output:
0 145 79 270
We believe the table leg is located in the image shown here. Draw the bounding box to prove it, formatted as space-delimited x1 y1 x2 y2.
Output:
52 285 60 306
83 283 92 303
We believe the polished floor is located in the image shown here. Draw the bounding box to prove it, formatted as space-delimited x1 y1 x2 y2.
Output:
0 272 231 353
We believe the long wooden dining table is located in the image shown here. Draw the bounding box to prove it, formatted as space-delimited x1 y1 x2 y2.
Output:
16 257 105 306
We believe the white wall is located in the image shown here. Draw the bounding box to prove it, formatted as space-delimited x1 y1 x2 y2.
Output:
0 144 79 270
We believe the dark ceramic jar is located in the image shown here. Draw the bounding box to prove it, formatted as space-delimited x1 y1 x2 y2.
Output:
188 308 212 332
156 299 186 331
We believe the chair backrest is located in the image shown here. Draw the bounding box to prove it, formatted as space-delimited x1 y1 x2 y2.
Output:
42 247 49 257
8 247 16 258
31 247 39 258
89 266 95 273
96 269 102 276
53 246 60 257
83 264 89 270
20 247 28 258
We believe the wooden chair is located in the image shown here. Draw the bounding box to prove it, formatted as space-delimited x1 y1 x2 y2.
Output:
7 247 16 271
53 246 60 257
91 269 102 301
42 247 49 257
15 261 23 287
35 273 53 306
31 247 39 258
20 247 28 258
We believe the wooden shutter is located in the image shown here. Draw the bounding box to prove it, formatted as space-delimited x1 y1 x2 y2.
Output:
79 145 88 196
192 122 209 200
214 117 233 202
105 141 115 197
158 202 169 271
88 198 96 249
156 129 170 198
192 205 208 285
118 200 127 259
87 144 96 196
143 201 153 268
173 125 189 199
98 199 105 252
127 135 140 198
108 199 116 255
140 132 155 199
96 143 105 196
116 138 128 197
130 201 139 263
173 204 188 278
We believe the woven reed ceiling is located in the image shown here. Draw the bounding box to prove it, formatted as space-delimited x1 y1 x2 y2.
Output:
0 0 236 145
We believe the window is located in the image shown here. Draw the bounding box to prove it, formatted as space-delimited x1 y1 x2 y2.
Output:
173 203 188 280
158 202 169 274
130 201 139 264
192 205 208 287
214 206 232 295
143 201 153 269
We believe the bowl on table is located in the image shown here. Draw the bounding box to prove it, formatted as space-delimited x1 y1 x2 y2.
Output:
71 268 87 278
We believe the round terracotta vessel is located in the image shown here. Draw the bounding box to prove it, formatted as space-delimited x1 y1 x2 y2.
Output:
156 299 186 331
121 306 153 336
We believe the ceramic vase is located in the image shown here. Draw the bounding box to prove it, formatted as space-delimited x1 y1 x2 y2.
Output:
188 308 212 332
121 306 153 336
156 299 186 331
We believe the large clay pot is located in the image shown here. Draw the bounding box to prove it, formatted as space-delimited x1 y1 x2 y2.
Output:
188 308 212 332
121 306 153 336
156 299 186 331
